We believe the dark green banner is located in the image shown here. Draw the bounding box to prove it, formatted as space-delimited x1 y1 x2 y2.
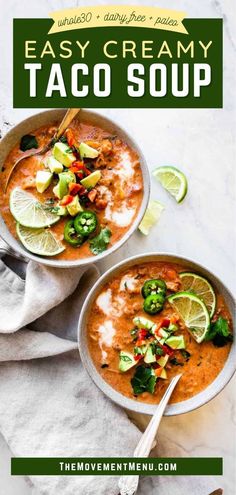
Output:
13 18 222 108
11 457 222 475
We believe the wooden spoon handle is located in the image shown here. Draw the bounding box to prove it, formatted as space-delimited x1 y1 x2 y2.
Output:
55 108 80 140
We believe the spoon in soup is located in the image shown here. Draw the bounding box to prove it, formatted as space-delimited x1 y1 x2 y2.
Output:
4 108 80 191
118 373 182 495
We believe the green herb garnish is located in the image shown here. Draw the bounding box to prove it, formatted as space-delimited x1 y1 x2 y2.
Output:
130 328 138 341
20 134 38 151
131 365 156 395
205 317 233 347
59 135 68 144
89 227 111 255
169 358 184 367
180 349 191 361
44 198 55 205
150 342 164 356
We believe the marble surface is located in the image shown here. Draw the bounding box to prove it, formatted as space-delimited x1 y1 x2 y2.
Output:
0 0 235 494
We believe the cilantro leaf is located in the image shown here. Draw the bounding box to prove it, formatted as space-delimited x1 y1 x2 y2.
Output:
20 134 38 151
180 349 191 361
89 228 111 255
205 317 233 347
131 365 157 395
169 357 184 366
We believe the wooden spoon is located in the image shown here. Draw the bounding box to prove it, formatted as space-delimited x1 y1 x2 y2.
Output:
118 373 182 495
4 108 80 191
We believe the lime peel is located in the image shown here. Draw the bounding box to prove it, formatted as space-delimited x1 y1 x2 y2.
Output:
168 291 210 343
10 187 59 228
179 272 216 318
153 166 188 203
138 200 164 236
16 223 65 257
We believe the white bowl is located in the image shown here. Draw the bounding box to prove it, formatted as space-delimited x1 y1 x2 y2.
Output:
78 253 236 415
0 109 150 268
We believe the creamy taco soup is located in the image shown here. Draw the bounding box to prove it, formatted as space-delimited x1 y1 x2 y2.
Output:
87 262 233 405
0 119 143 259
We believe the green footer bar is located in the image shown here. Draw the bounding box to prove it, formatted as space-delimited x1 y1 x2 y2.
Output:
11 457 223 476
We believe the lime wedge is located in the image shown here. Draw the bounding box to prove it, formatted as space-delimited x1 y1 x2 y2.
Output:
180 272 216 318
139 200 164 235
16 223 65 257
10 188 59 228
168 291 210 343
153 166 188 203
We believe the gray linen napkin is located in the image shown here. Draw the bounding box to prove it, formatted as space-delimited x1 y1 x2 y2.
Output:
0 240 221 495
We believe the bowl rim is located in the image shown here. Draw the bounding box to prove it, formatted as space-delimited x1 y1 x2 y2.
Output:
78 251 236 416
0 108 150 268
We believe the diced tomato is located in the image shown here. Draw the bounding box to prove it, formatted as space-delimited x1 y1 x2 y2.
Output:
155 318 170 337
88 189 97 202
78 186 87 196
170 315 180 324
154 367 163 377
70 167 82 174
60 194 74 206
138 329 148 339
68 183 83 196
65 128 76 148
136 339 146 347
69 161 92 179
73 161 85 170
134 354 142 361
161 318 170 328
76 172 85 180
161 344 174 357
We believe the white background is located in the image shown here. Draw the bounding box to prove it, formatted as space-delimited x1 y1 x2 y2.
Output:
0 0 235 494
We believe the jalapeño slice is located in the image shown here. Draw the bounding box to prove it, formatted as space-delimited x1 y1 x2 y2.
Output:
64 219 85 247
143 294 165 315
142 279 167 298
74 211 97 236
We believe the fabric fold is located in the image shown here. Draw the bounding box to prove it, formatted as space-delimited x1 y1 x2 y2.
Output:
0 329 77 361
0 258 89 333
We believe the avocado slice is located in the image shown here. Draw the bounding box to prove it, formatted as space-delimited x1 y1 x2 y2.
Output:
155 329 169 344
57 171 76 199
165 335 185 349
157 355 169 367
144 344 156 364
158 328 170 339
160 368 167 379
53 184 60 198
80 170 101 190
53 142 76 167
168 323 179 333
47 156 64 174
66 195 83 217
119 351 136 372
56 205 67 216
133 316 157 333
79 142 99 159
36 171 53 193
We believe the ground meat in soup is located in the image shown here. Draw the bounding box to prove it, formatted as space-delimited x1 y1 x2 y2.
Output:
87 262 233 405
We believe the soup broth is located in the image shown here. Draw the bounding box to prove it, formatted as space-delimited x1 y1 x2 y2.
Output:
87 262 232 405
0 118 143 260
